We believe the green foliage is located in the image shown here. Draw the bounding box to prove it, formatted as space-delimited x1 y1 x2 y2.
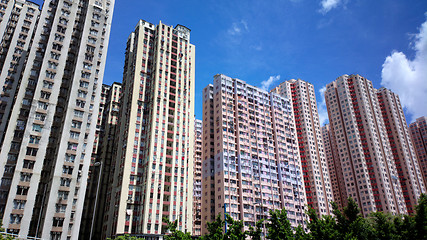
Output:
0 221 14 240
224 214 246 240
107 234 143 240
162 217 192 240
247 220 263 240
265 208 293 240
414 193 427 240
110 195 426 240
201 214 226 240
306 207 339 240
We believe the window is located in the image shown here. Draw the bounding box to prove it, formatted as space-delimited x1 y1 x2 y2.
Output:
52 43 62 51
35 113 46 121
10 214 23 224
83 63 92 70
46 71 56 79
23 160 35 169
67 143 78 151
38 101 48 110
58 191 69 200
71 121 82 129
60 177 71 187
26 147 38 156
13 200 26 209
81 72 91 79
40 91 51 100
16 186 29 195
51 52 60 60
74 110 84 118
55 204 67 213
80 81 89 88
78 90 87 98
29 135 41 144
43 80 53 89
20 173 31 182
70 131 80 139
48 61 58 69
76 100 85 108
32 124 42 132
65 154 76 163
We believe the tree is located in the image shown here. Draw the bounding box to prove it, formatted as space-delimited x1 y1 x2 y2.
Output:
224 214 246 240
293 225 308 240
414 194 427 240
331 197 374 240
306 207 339 240
247 220 263 240
265 208 293 240
107 234 142 240
0 221 14 240
162 217 192 240
370 212 397 240
393 214 415 240
201 214 225 240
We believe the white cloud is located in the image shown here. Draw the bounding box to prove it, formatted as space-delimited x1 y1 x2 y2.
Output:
319 0 341 14
261 75 281 91
381 17 427 122
317 86 329 126
228 20 249 36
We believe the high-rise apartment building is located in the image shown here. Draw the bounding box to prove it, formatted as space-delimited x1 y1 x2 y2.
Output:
80 82 121 240
321 124 345 210
324 74 407 216
104 20 195 237
377 88 425 213
271 79 333 216
0 0 40 145
0 0 115 238
193 118 202 236
410 117 427 186
201 74 307 236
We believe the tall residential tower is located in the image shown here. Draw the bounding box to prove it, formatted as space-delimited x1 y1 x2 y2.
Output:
201 74 307 236
410 117 427 186
193 118 202 236
0 0 115 238
324 74 406 216
272 79 333 216
0 0 40 145
377 88 425 213
104 20 195 237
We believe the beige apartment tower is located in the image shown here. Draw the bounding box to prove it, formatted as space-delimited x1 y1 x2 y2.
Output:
0 0 115 239
271 79 333 216
201 74 307 236
0 0 40 145
103 20 195 237
193 119 202 236
377 88 425 213
324 74 407 216
321 124 346 210
80 82 122 239
410 117 427 186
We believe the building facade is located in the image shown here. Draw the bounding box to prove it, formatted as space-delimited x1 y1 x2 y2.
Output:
201 74 307 236
377 88 425 214
0 0 40 146
324 74 407 216
0 0 115 239
321 124 346 210
410 117 427 186
271 79 333 216
80 82 121 240
103 20 195 237
193 119 202 236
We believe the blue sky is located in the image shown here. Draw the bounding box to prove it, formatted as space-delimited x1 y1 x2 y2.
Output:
34 0 427 124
